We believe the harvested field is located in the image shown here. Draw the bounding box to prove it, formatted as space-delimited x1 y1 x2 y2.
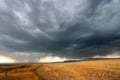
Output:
0 58 120 80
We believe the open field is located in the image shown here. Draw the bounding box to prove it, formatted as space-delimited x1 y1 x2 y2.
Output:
0 58 120 80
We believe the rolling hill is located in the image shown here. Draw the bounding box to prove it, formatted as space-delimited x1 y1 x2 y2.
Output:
0 58 120 80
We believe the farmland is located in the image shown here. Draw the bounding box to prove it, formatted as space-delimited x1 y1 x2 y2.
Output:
0 58 120 80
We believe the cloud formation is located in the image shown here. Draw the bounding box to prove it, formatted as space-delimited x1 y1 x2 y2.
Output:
93 51 120 58
0 0 120 62
39 56 66 62
0 55 15 63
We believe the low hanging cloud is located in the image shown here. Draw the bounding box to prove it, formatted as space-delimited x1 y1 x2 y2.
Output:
0 56 15 63
0 0 120 62
93 51 120 58
39 56 67 62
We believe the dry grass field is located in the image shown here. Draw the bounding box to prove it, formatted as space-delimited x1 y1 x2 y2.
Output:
0 58 120 80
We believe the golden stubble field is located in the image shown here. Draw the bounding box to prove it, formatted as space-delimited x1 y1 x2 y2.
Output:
0 58 120 80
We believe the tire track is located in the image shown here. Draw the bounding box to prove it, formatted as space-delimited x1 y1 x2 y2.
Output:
32 65 46 80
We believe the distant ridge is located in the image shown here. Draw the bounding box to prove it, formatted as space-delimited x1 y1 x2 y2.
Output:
64 59 80 62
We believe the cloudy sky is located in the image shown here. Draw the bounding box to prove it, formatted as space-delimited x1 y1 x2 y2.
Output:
0 0 120 63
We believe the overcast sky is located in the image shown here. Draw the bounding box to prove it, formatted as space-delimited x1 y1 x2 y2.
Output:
0 0 120 63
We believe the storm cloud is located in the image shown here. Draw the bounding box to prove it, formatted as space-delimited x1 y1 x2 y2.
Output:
0 0 120 61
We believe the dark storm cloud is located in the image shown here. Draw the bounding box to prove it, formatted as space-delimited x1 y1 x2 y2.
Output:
0 0 120 59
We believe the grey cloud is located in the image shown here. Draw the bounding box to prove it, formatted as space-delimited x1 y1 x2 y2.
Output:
0 0 120 60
